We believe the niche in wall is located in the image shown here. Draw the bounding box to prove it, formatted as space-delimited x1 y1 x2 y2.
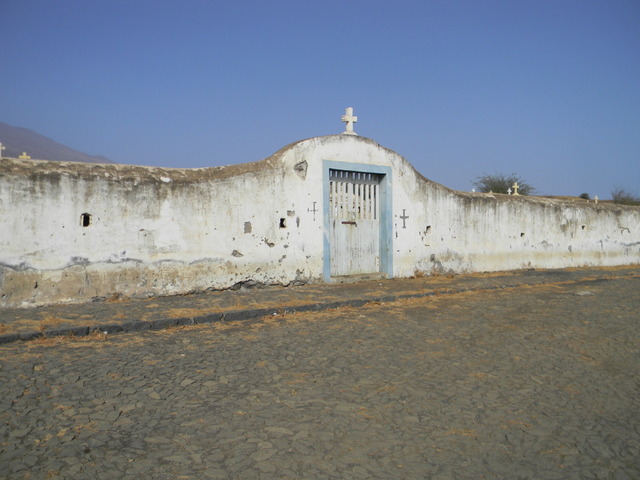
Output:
80 213 92 227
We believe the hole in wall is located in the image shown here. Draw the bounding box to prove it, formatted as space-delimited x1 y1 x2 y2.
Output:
520 232 525 237
279 218 286 228
80 213 92 227
426 225 432 234
293 160 308 180
581 225 586 230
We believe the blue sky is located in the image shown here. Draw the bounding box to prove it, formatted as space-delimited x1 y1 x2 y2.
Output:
1 0 638 197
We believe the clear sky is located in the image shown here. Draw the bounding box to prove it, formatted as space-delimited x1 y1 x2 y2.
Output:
1 0 638 197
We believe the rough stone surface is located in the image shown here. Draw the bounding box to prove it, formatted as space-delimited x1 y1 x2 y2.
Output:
1 268 639 478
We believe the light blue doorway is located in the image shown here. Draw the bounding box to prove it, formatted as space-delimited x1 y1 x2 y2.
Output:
322 160 393 281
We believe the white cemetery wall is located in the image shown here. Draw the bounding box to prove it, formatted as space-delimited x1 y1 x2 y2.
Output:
276 136 639 279
391 178 640 277
0 155 325 307
1 135 639 308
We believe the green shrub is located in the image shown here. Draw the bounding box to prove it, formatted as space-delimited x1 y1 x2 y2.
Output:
472 173 535 195
611 188 640 206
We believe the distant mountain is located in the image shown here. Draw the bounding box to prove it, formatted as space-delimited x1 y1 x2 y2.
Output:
0 121 114 164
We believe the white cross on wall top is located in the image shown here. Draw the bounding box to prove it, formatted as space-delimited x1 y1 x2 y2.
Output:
341 107 358 135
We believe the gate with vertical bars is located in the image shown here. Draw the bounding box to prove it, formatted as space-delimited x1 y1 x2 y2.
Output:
329 169 383 276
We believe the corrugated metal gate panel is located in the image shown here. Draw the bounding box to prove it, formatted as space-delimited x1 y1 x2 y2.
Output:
329 170 382 276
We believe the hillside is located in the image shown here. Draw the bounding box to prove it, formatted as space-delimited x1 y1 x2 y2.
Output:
0 121 114 164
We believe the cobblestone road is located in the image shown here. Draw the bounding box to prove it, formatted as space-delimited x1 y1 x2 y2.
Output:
1 275 639 479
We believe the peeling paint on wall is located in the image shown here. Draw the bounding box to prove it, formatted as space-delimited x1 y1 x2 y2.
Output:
1 134 639 308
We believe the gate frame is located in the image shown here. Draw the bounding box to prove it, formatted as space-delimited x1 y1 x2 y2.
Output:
322 160 393 281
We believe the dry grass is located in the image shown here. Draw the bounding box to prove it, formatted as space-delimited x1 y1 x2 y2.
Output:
444 428 477 437
3 268 636 350
28 330 109 348
504 419 533 428
165 308 211 319
356 406 377 420
563 385 581 395
284 372 308 385
104 293 124 303
38 315 66 332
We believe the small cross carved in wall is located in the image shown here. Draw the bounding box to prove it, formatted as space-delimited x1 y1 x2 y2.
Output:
308 201 318 221
400 209 409 228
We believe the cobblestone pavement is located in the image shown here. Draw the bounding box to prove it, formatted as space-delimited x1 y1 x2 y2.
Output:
2 266 639 344
1 271 639 479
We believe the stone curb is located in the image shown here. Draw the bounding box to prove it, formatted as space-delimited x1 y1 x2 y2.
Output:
0 274 635 346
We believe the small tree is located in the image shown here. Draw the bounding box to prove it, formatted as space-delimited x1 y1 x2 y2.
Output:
472 173 535 195
579 193 590 200
611 187 640 206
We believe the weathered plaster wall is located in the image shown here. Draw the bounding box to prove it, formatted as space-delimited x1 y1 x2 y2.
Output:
1 135 639 307
393 178 640 276
0 151 322 307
